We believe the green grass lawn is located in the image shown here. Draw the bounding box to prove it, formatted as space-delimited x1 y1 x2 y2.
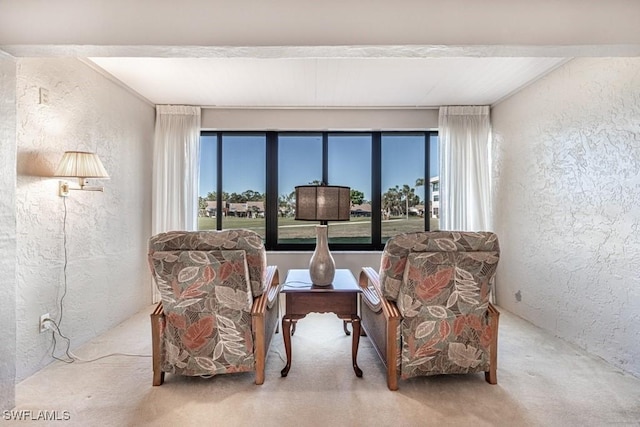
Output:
198 215 439 242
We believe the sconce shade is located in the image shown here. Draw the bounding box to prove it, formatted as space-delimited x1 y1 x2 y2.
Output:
295 185 351 222
54 151 109 179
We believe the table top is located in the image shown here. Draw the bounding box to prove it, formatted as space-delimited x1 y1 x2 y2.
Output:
282 269 359 293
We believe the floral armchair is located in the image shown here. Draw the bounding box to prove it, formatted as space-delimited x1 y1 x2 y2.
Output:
359 231 500 390
148 229 280 386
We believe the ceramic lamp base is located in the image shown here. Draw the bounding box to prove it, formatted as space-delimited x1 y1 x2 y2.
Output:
309 225 335 286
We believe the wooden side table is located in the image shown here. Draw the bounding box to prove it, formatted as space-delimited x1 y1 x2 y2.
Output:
280 269 363 378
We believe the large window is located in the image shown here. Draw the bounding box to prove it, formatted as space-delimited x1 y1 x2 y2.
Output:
199 131 438 250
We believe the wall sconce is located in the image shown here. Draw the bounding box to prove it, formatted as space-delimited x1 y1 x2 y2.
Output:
54 151 109 197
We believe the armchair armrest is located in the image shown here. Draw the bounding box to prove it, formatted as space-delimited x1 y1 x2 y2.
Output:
359 267 401 390
359 267 381 311
251 265 280 385
265 265 281 309
359 267 401 320
252 265 281 315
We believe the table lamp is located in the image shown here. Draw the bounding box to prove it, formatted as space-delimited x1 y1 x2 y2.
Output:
295 184 351 286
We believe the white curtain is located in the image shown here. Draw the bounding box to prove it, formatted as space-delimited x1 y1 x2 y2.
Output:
439 106 492 231
151 105 201 302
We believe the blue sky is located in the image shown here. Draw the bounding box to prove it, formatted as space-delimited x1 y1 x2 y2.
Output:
199 133 439 201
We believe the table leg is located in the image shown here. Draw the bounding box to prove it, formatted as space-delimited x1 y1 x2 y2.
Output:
281 316 293 377
351 316 363 377
343 320 351 336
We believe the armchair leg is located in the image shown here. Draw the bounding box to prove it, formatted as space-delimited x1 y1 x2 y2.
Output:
254 344 265 385
253 334 266 384
386 317 400 391
485 303 500 385
153 370 165 386
255 364 265 385
252 303 266 385
151 302 165 386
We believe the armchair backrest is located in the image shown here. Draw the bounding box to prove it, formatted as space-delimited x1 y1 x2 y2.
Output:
379 231 499 305
149 229 268 298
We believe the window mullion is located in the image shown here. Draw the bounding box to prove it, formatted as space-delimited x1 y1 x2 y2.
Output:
425 131 430 231
216 131 223 231
322 132 329 184
371 132 382 249
265 132 278 250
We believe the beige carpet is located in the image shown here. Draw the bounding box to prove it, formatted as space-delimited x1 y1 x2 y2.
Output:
10 305 640 427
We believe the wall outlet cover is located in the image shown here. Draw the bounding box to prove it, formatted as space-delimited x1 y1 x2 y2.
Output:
39 313 51 333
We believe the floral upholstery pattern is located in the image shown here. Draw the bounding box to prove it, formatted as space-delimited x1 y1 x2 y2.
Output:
149 229 267 298
148 229 275 381
149 249 255 376
380 231 498 301
379 231 499 380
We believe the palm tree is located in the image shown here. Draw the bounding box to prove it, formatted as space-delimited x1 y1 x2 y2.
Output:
415 178 425 217
198 196 207 216
279 191 296 217
401 184 415 220
385 186 405 218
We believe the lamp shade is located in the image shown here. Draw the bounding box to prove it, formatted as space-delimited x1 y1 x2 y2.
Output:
295 185 351 222
54 151 109 179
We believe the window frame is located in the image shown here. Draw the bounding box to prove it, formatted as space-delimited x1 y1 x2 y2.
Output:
200 130 437 251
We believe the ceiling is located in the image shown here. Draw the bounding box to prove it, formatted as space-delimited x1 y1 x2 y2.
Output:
88 56 569 108
5 0 638 109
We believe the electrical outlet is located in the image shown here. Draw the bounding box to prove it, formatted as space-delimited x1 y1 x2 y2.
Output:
58 181 70 197
39 313 51 333
39 87 49 104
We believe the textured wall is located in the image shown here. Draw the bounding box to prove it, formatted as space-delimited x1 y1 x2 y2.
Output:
492 57 640 376
15 58 154 381
0 54 17 410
